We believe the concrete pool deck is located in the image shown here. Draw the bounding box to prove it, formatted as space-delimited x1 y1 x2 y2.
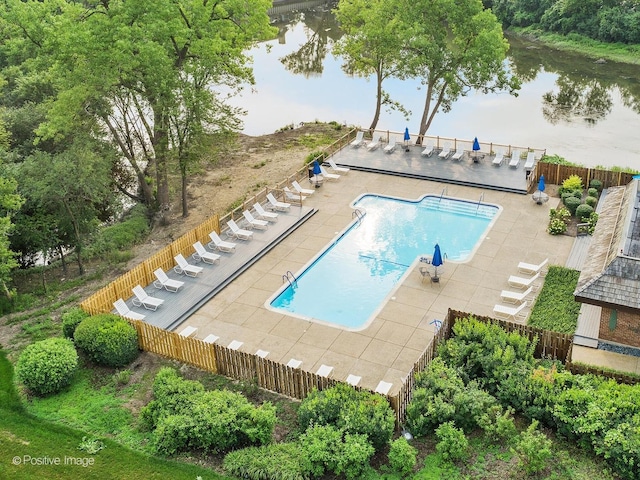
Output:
181 170 575 395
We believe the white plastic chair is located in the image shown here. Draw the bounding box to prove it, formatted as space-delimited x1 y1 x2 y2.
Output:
173 253 203 277
192 241 221 264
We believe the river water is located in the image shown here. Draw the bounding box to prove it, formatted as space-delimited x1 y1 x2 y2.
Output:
230 4 640 170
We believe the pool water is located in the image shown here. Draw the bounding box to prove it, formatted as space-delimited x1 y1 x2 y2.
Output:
268 194 500 329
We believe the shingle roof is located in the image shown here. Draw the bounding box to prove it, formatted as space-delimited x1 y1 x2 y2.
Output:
574 180 640 310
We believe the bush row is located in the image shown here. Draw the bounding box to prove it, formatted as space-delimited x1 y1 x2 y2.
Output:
406 316 640 479
16 311 139 396
223 383 399 479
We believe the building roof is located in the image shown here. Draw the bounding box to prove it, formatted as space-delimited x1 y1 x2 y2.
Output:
574 180 640 310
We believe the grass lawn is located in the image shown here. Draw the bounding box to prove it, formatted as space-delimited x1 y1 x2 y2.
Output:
0 349 228 480
528 266 581 333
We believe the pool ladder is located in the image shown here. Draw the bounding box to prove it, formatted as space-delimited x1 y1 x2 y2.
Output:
352 208 365 225
282 270 298 288
439 187 447 203
476 193 484 214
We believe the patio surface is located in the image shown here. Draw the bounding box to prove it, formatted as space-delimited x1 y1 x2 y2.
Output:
175 169 574 395
122 143 639 393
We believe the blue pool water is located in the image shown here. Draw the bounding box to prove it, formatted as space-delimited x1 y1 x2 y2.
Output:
268 194 500 329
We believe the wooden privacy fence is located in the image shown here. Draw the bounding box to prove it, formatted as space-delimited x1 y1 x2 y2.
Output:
536 162 635 189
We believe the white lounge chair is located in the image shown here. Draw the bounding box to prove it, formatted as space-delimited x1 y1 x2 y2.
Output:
174 253 203 277
518 258 548 275
132 285 164 311
227 219 253 240
292 180 315 196
375 380 393 395
113 298 145 320
316 364 334 377
203 334 219 344
253 202 279 222
366 133 382 150
350 131 364 147
346 374 361 386
243 210 269 230
524 152 535 170
287 358 302 368
208 230 236 253
451 147 465 161
328 159 350 174
192 241 221 265
438 142 452 159
383 139 399 153
319 165 340 180
508 271 541 289
500 286 533 304
153 268 185 292
266 193 291 211
493 301 528 321
178 325 197 337
421 140 435 156
492 149 504 166
509 149 520 168
283 186 306 202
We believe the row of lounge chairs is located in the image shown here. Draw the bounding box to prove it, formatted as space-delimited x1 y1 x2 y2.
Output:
492 258 548 321
491 149 536 169
113 194 297 320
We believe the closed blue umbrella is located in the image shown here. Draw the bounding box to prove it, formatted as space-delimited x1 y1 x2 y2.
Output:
404 128 410 150
538 174 545 192
472 137 480 152
312 160 322 186
432 244 443 281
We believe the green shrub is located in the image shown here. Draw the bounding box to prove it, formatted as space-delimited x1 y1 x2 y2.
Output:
560 191 574 204
87 204 150 257
140 367 205 430
548 217 568 235
587 187 598 198
15 338 78 396
144 368 276 455
587 212 599 235
585 195 598 208
571 189 583 198
388 437 417 475
550 206 570 222
512 420 552 475
299 424 375 479
74 313 139 367
589 179 603 191
61 307 89 339
528 266 580 333
223 443 312 480
436 316 536 394
561 174 583 193
563 196 581 215
297 383 394 450
476 405 518 443
435 422 468 462
576 203 595 221
305 150 327 163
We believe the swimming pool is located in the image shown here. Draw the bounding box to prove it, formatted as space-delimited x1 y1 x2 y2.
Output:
267 194 501 330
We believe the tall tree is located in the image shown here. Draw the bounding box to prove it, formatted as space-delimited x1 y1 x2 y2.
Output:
395 0 520 141
2 0 275 214
333 0 410 132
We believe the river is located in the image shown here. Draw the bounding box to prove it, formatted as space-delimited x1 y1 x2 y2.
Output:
229 3 640 170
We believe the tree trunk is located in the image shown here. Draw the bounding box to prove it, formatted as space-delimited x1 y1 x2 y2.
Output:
181 169 189 218
368 70 383 132
154 110 170 210
58 245 67 276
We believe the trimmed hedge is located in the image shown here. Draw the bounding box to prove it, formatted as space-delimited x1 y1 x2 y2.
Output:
563 196 581 215
61 307 89 339
528 266 581 333
15 338 78 396
74 313 139 367
576 203 595 221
